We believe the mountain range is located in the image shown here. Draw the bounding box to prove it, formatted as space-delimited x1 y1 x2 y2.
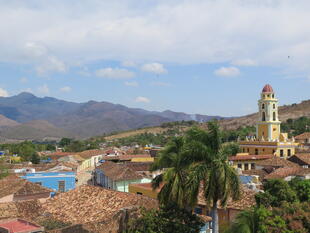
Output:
0 93 224 142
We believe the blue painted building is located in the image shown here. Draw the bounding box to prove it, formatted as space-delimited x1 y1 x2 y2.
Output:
20 172 76 192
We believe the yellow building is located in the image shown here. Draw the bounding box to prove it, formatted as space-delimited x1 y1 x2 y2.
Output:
239 84 298 158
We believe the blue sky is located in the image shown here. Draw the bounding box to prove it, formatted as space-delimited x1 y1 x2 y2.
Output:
0 0 310 116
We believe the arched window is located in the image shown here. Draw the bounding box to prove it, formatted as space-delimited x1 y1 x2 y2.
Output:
272 94 274 98
262 104 265 109
273 104 275 109
273 112 276 121
255 149 258 155
262 112 266 121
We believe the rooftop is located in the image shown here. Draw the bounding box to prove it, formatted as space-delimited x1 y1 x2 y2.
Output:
229 154 274 161
262 84 274 93
0 218 43 233
295 132 310 140
0 175 52 199
264 167 310 179
78 149 106 159
198 185 256 210
96 161 143 181
42 185 158 224
289 153 310 165
255 157 300 168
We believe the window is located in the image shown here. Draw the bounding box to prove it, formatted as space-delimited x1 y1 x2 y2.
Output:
273 104 275 109
244 163 249 170
255 149 258 155
242 148 245 152
272 94 274 98
137 192 143 195
273 112 276 121
262 104 265 109
280 150 284 157
262 112 266 121
238 164 242 169
251 163 255 169
35 182 42 186
58 181 65 192
288 149 291 157
272 150 275 154
247 148 249 153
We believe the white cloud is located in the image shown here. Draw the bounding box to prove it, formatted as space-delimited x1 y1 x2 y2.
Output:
60 86 72 92
150 81 171 87
20 77 28 83
35 56 66 76
37 84 49 95
135 96 150 103
214 66 240 77
121 61 136 67
124 81 139 87
141 63 167 74
0 88 8 97
231 59 257 66
1 1 310 75
95 67 135 79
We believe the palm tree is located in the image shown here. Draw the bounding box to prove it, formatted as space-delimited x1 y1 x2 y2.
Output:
151 136 191 208
186 122 241 233
225 208 260 233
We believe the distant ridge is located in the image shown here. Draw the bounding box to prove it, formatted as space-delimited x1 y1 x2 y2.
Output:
0 93 225 141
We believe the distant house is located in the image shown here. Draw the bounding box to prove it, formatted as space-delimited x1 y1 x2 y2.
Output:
20 172 76 193
94 161 151 192
295 132 310 146
255 156 300 170
77 150 106 171
229 154 273 171
0 175 52 203
264 167 310 181
0 218 44 233
288 153 310 168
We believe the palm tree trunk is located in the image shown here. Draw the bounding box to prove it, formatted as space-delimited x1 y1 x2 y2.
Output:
211 202 219 233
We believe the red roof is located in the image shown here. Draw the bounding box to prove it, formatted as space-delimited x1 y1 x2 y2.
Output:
229 154 274 161
0 219 43 233
262 84 274 93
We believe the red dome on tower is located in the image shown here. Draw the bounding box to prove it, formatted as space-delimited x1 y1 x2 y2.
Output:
262 84 274 93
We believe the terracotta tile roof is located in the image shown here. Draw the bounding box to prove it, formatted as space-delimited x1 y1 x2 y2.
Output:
295 132 310 140
78 150 106 159
6 163 58 172
229 154 274 161
0 200 43 220
292 153 310 165
264 167 310 179
198 185 256 210
0 175 52 199
255 157 300 168
42 185 158 224
124 162 152 172
96 161 143 181
242 169 268 181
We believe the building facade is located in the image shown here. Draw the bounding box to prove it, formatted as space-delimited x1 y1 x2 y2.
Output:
239 84 298 158
20 172 76 192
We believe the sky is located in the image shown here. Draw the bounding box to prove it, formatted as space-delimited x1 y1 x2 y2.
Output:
0 0 310 117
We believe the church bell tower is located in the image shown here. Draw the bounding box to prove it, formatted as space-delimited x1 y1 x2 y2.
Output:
257 84 281 141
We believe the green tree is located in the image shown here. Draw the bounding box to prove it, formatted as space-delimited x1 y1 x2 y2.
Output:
59 138 73 147
151 136 190 208
289 177 310 202
127 204 204 233
186 122 241 233
256 179 297 207
30 152 40 164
